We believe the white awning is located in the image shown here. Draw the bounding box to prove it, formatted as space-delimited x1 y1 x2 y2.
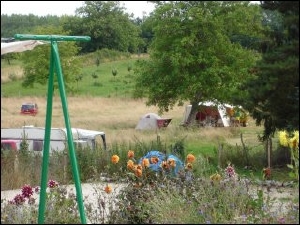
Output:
1 40 44 55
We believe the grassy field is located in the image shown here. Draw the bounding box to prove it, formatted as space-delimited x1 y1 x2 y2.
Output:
1 53 147 97
0 54 291 181
1 53 298 224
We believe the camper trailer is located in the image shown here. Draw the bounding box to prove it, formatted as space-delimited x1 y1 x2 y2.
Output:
1 126 106 153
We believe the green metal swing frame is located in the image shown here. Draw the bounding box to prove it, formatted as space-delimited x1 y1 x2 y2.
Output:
14 34 91 224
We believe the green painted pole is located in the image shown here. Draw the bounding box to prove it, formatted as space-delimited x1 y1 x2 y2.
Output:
14 34 91 42
14 34 91 224
37 44 55 224
52 41 86 224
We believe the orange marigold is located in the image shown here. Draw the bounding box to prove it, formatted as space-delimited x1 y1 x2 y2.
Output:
150 157 159 164
161 161 169 170
136 164 143 170
263 167 271 180
142 158 150 167
104 185 112 194
186 154 196 163
167 158 176 168
127 160 135 170
135 168 143 177
185 163 193 170
127 150 134 159
111 155 120 164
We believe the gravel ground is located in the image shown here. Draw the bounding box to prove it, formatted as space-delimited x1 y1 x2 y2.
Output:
1 182 126 223
1 181 298 223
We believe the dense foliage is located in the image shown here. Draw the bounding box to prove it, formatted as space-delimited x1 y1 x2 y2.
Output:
233 1 299 140
133 1 263 123
20 26 81 89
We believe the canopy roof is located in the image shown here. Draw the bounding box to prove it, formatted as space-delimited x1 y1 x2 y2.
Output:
1 40 44 55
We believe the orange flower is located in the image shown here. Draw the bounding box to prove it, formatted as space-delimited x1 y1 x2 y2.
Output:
161 161 169 170
186 154 196 163
135 168 143 177
167 158 176 168
127 150 134 159
185 163 193 170
127 160 135 170
150 157 159 164
104 184 112 194
133 182 142 188
142 158 150 167
263 167 271 179
111 155 120 164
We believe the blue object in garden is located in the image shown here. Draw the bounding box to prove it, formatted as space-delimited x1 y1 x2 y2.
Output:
139 150 166 172
167 154 184 176
139 150 184 176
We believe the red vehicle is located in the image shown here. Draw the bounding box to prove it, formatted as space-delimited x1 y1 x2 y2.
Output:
20 103 38 116
1 139 20 151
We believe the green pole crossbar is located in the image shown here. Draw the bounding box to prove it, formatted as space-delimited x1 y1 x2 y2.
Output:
14 34 91 224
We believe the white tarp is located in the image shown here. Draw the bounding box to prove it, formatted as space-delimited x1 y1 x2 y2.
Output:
1 40 44 55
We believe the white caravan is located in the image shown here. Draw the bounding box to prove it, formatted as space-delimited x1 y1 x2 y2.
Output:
1 126 106 153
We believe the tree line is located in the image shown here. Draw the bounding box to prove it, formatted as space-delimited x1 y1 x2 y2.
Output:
1 1 153 54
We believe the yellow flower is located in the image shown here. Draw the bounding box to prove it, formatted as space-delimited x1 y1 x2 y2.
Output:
278 130 289 147
111 155 120 164
127 160 135 170
142 158 150 168
186 154 196 163
127 150 134 159
104 184 112 194
293 130 299 142
210 173 222 181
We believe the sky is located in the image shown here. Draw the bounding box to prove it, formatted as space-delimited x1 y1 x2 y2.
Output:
0 1 155 18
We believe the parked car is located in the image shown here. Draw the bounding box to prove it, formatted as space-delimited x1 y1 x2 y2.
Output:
20 103 38 116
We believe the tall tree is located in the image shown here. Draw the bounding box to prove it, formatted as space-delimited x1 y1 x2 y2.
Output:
74 1 142 53
232 1 299 140
133 1 263 123
21 25 81 91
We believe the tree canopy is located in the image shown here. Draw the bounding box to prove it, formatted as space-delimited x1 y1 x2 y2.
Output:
133 1 263 123
70 1 143 53
21 25 81 91
233 1 299 140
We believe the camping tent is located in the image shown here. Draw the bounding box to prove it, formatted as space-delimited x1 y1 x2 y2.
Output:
135 113 172 130
182 102 234 127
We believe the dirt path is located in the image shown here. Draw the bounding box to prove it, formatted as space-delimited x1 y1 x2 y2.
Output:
247 184 299 214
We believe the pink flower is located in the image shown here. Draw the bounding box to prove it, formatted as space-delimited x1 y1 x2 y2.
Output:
225 164 236 178
13 194 25 205
21 184 33 198
34 186 40 193
48 179 59 188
